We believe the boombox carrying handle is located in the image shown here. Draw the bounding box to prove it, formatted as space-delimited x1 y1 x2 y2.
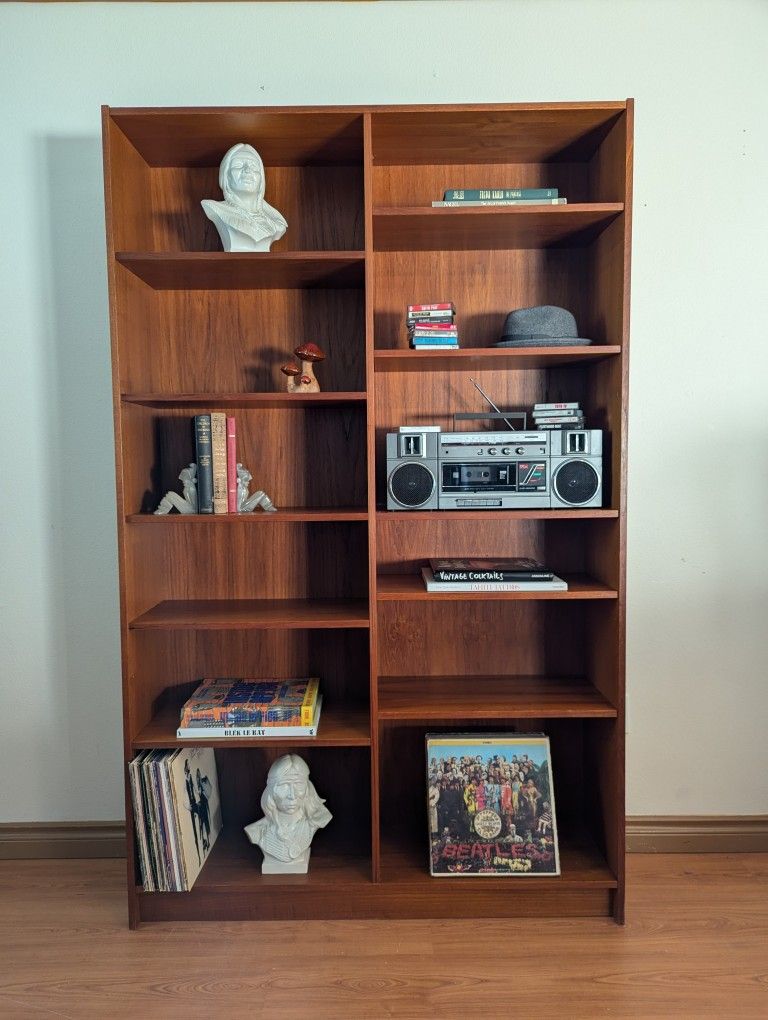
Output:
452 411 527 431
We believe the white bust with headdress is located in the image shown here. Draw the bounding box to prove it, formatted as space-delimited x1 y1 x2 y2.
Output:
201 142 288 253
244 753 331 873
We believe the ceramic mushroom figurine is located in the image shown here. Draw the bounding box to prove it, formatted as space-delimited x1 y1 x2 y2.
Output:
293 342 325 393
280 361 302 391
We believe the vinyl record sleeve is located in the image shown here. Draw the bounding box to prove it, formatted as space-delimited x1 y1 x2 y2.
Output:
427 734 560 876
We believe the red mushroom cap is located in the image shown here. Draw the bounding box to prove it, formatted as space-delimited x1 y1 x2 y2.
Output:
294 342 325 362
281 361 301 376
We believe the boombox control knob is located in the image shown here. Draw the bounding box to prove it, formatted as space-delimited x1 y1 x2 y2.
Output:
488 448 497 455
502 448 511 455
515 447 525 455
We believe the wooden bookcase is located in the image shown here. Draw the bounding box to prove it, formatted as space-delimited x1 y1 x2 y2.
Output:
102 101 632 926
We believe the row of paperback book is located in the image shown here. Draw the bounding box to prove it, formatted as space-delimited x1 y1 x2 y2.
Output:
129 746 222 891
532 401 585 429
422 558 568 593
192 412 239 514
177 677 323 739
407 302 459 349
432 187 567 208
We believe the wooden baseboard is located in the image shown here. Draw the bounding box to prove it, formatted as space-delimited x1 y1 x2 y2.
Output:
2 817 766 860
0 822 126 859
626 816 768 853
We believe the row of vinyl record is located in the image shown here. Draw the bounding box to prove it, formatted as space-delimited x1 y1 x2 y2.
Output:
129 747 222 891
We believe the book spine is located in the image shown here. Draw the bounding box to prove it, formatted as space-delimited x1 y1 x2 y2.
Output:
410 344 459 350
410 334 459 341
432 198 567 207
177 725 317 738
301 677 320 726
408 322 458 331
407 315 455 324
226 416 237 513
210 412 228 515
444 188 558 201
426 580 567 592
194 414 213 514
407 303 454 312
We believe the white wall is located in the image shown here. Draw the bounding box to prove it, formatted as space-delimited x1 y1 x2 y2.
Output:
1 0 766 821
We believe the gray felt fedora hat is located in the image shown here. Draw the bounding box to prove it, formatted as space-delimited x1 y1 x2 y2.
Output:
496 305 593 347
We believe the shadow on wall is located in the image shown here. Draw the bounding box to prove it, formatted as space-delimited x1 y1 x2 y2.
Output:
38 134 122 818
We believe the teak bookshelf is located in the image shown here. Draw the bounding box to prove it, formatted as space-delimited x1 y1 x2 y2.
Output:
102 101 632 927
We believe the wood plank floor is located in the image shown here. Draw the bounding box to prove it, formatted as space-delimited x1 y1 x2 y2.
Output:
0 855 766 1019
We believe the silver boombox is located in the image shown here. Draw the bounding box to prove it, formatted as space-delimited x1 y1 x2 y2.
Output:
386 428 603 510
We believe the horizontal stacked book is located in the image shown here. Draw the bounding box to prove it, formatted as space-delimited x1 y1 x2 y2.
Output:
422 558 568 593
194 412 238 514
407 302 459 350
177 677 323 738
432 187 566 208
129 746 222 892
532 402 585 430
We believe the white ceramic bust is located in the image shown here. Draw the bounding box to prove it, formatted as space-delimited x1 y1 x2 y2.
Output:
244 754 332 873
201 142 288 252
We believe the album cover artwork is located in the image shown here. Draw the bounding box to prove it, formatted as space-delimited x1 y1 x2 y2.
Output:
427 734 560 876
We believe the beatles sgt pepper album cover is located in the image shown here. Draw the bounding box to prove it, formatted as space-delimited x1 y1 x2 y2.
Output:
427 734 560 876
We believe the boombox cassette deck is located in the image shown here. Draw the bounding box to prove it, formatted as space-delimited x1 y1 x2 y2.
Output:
386 428 604 510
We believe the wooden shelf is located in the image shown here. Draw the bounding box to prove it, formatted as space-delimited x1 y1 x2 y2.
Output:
374 346 621 371
378 675 617 720
137 826 614 923
128 507 368 523
372 205 623 251
115 251 365 289
121 392 367 408
376 574 618 601
110 107 365 167
381 830 617 891
133 703 371 748
378 509 619 521
129 598 369 630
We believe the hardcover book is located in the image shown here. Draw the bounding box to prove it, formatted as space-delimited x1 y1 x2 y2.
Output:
443 188 558 201
429 557 554 582
177 696 323 739
179 677 320 729
422 566 567 592
427 734 560 876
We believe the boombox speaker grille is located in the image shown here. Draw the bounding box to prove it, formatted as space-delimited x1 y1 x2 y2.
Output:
389 462 435 507
553 460 600 506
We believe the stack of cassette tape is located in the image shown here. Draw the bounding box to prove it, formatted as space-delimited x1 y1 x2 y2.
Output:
532 402 585 430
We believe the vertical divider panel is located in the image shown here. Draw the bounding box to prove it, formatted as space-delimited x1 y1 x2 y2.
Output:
363 113 381 881
102 106 141 928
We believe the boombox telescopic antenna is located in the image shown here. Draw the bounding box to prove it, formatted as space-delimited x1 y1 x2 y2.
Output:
468 377 516 431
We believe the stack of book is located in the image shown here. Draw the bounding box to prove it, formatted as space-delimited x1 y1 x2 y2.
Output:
193 412 238 514
532 402 585 430
407 302 459 350
422 558 568 593
177 677 323 739
432 188 566 208
129 746 222 892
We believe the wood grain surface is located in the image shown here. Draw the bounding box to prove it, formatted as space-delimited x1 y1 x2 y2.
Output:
0 854 765 1019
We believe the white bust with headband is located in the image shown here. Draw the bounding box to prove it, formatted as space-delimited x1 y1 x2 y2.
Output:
202 142 288 253
244 754 332 873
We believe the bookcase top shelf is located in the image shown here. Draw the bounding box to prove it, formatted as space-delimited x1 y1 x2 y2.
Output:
373 347 621 371
372 205 623 251
115 252 365 289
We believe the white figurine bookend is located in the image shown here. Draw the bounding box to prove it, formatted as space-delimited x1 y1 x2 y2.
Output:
154 463 199 515
201 143 288 253
244 754 332 874
236 463 277 513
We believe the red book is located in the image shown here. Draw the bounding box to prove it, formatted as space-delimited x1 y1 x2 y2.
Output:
226 416 237 513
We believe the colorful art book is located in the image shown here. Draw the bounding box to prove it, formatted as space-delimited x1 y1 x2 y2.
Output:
426 734 560 876
179 678 320 729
